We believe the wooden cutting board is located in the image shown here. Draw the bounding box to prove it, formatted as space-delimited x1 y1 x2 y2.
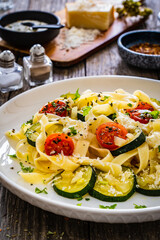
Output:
0 9 147 67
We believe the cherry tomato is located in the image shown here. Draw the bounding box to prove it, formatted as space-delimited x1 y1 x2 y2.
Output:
96 122 128 150
39 100 68 117
45 133 74 156
135 101 154 111
126 101 154 124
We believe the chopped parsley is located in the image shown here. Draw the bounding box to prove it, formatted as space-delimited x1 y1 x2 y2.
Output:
134 204 147 209
150 111 160 119
52 101 56 107
128 103 133 107
35 187 48 194
77 203 82 206
8 154 17 159
158 145 160 152
69 126 77 136
60 88 80 101
101 96 109 101
73 88 80 101
20 162 34 173
99 204 117 209
82 106 92 116
26 117 33 125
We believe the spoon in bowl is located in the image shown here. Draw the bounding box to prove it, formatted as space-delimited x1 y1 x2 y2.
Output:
21 22 65 29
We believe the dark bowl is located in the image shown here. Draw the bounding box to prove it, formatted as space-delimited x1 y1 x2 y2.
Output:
117 30 160 69
0 10 62 48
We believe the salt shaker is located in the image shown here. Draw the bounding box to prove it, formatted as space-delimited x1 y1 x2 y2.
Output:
0 50 23 93
23 44 53 86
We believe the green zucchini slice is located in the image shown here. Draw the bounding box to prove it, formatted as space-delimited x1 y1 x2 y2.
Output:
89 167 136 202
25 122 41 147
136 171 160 196
53 166 96 199
77 112 85 122
111 129 146 156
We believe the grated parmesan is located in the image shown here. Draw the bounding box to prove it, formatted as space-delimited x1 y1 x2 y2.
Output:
60 27 101 50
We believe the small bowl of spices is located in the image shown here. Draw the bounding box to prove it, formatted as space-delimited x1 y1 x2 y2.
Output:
117 30 160 69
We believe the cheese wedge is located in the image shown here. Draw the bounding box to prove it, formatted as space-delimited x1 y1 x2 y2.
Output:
65 0 115 31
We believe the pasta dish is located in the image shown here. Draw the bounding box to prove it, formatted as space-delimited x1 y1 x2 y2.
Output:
5 88 160 202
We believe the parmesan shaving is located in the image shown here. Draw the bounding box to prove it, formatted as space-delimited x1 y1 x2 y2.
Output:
60 27 101 50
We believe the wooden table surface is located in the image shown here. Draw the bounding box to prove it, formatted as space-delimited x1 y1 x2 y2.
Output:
1 0 160 239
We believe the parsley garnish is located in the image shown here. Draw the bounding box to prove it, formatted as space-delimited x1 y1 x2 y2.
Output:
69 126 77 136
134 204 147 209
158 146 160 152
150 111 160 119
128 103 133 107
35 187 48 194
77 203 82 206
52 101 56 107
73 88 80 101
26 117 33 125
82 106 92 116
99 204 117 209
101 96 109 101
8 154 17 159
20 162 34 173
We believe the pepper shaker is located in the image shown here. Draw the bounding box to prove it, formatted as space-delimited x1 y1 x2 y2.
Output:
0 50 23 93
23 44 53 86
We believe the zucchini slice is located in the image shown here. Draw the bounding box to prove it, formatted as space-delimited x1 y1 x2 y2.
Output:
136 172 160 196
136 187 160 196
25 122 41 147
53 166 96 199
89 167 136 202
77 112 85 122
111 129 146 156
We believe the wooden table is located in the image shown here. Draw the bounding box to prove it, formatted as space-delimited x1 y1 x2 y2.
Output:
1 0 160 239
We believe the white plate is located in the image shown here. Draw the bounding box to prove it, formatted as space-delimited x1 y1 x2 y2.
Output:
1 75 160 223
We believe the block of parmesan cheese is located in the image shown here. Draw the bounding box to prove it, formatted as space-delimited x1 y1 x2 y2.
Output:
65 0 115 31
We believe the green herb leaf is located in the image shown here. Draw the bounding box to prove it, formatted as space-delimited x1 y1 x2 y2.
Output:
128 103 133 107
150 111 160 119
20 162 34 173
82 106 92 116
26 117 33 125
8 154 17 159
99 204 117 209
69 126 77 136
158 146 160 152
52 101 56 107
101 96 109 101
73 88 80 101
35 187 48 194
77 203 82 206
134 204 147 209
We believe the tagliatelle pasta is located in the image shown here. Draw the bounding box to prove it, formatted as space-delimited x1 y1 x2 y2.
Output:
5 88 160 195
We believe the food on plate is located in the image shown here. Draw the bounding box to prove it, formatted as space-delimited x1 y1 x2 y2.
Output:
5 88 160 201
129 43 160 55
65 0 115 31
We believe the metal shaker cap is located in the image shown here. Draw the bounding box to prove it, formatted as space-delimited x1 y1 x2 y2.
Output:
0 50 15 68
30 44 45 62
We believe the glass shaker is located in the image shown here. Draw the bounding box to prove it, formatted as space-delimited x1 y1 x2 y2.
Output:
23 44 53 87
0 50 23 93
